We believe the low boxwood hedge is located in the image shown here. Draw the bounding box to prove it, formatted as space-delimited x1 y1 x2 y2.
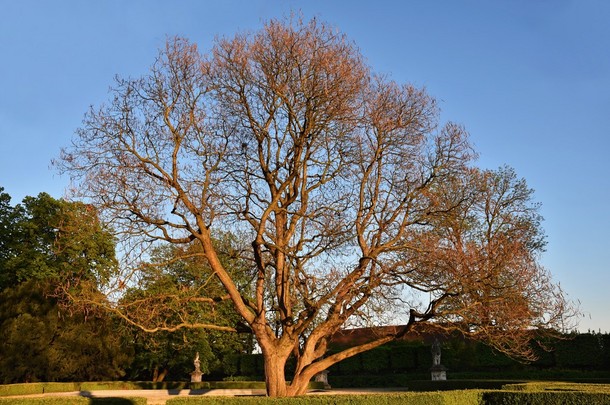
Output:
501 382 610 392
406 380 521 391
167 391 485 405
0 398 147 405
328 374 520 391
483 391 610 405
0 380 325 398
0 399 86 405
41 383 81 393
0 384 43 397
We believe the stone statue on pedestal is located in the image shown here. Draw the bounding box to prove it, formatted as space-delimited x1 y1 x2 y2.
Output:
191 351 203 382
430 338 447 381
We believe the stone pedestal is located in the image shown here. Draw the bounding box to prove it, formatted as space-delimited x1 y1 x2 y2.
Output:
191 370 203 382
313 370 331 389
430 364 447 381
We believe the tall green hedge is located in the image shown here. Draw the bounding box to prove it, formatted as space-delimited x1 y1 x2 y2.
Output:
209 332 610 382
328 333 610 378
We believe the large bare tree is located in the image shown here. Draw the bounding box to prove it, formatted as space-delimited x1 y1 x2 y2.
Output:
58 18 574 397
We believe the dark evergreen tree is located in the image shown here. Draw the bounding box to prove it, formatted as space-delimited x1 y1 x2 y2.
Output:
0 190 130 383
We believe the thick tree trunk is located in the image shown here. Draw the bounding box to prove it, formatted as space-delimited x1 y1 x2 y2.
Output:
262 340 321 397
263 351 288 397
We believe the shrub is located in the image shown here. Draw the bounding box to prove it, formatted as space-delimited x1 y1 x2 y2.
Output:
222 354 239 377
0 399 87 405
406 380 516 391
388 344 418 371
501 382 610 393
239 354 262 376
222 376 258 382
208 381 266 390
41 383 80 393
554 334 605 369
483 391 610 405
0 383 44 397
361 346 391 373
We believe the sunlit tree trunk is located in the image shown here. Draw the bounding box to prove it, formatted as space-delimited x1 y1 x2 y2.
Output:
263 350 288 397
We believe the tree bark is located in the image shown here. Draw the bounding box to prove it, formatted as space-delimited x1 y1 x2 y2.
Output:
262 350 288 397
152 366 168 382
287 373 312 397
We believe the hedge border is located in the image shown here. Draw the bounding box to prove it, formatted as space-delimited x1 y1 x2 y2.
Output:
0 381 325 397
167 391 485 405
0 398 147 405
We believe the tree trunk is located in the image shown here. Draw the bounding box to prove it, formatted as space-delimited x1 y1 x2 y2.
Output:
152 366 168 382
262 351 288 397
261 344 317 397
286 372 312 397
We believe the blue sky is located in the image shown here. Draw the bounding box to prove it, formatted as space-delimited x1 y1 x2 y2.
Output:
1 0 608 332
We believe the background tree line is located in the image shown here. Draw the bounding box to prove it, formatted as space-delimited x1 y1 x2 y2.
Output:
0 187 252 384
0 187 602 385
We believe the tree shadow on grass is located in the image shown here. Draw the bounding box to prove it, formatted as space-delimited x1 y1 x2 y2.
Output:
79 391 139 405
88 398 138 404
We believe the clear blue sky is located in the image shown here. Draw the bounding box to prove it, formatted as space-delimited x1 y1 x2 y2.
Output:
1 0 608 332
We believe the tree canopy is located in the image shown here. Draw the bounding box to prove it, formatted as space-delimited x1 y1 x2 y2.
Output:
57 18 575 397
0 189 129 383
0 189 116 291
123 237 254 381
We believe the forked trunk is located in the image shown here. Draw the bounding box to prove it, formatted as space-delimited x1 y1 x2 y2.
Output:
152 366 168 382
265 356 313 397
286 372 313 397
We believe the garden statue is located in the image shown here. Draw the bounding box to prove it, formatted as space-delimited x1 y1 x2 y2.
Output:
430 338 447 381
191 351 203 382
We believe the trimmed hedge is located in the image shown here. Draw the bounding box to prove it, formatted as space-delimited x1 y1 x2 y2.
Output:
0 400 86 405
406 380 521 391
448 370 610 381
0 381 325 398
329 373 413 388
487 384 610 404
80 381 208 390
482 391 610 405
502 382 610 392
166 391 484 405
0 382 155 396
4 391 610 405
214 332 610 380
0 399 147 405
328 374 520 390
0 385 42 397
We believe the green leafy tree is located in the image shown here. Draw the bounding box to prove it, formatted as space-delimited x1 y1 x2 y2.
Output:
0 280 132 383
0 190 130 383
0 192 116 289
0 187 23 289
123 235 254 381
